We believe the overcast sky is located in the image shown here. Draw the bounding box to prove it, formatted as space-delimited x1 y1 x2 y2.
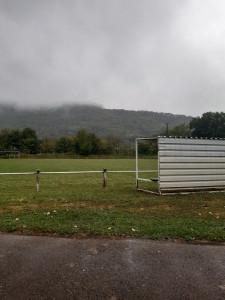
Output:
0 0 225 116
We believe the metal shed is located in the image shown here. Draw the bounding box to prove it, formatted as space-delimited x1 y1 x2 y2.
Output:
136 137 225 195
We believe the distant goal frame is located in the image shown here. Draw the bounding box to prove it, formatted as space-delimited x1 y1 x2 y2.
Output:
0 150 20 159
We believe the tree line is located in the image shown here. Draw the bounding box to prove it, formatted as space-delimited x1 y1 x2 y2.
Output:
0 128 129 156
1 112 225 156
165 112 225 138
138 112 225 155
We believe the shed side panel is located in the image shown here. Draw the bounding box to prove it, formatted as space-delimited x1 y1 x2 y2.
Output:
158 138 225 193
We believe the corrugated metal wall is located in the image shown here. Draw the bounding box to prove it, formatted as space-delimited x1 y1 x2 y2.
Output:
158 137 225 193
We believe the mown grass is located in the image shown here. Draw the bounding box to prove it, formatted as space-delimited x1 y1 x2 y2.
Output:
0 159 225 242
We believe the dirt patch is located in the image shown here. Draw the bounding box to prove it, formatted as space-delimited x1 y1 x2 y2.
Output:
0 206 24 214
80 202 89 207
29 204 39 210
135 204 172 212
59 202 75 207
78 202 114 209
160 204 172 210
8 206 23 212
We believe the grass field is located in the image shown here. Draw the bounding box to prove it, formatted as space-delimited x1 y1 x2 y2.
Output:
0 158 225 242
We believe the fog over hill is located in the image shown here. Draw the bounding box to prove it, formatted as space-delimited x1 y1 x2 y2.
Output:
0 104 192 144
1 1 225 116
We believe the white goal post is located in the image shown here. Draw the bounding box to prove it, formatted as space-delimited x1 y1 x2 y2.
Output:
0 150 20 158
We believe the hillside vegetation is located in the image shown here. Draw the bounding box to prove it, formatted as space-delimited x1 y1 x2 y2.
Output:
0 104 191 142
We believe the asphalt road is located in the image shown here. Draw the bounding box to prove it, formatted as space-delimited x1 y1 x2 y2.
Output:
0 234 225 300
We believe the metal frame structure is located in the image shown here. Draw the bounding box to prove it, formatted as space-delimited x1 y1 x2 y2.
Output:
0 150 20 158
136 137 159 194
136 137 225 195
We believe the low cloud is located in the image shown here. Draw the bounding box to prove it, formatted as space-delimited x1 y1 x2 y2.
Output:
0 0 225 116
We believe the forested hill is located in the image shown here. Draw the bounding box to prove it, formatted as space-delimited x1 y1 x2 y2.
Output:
0 104 192 142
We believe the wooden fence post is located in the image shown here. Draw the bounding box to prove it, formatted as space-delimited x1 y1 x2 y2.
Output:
103 168 107 188
36 169 40 192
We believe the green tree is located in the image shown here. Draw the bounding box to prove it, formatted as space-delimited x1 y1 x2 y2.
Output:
138 142 151 155
190 112 225 138
40 137 55 154
74 129 92 156
0 129 11 150
106 134 121 154
138 140 157 156
100 139 111 154
10 130 21 150
55 137 73 153
88 133 101 154
21 128 39 154
162 123 192 137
